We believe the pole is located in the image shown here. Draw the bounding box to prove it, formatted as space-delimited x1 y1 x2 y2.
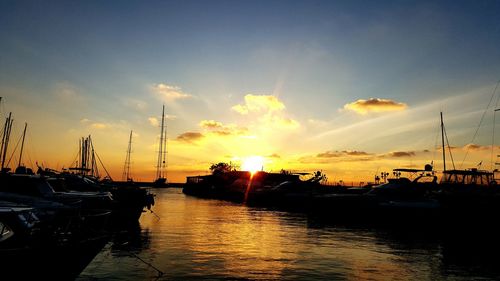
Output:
17 122 27 168
157 105 165 180
1 113 13 171
441 112 446 172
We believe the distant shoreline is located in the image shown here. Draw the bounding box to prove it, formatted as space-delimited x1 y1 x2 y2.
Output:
111 181 185 188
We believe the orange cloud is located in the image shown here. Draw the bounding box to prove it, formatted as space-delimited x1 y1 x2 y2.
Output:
90 123 108 129
463 143 490 151
386 151 416 157
176 132 204 143
152 83 191 101
343 98 407 114
317 150 372 158
199 120 223 129
199 119 248 136
317 151 342 158
342 150 371 156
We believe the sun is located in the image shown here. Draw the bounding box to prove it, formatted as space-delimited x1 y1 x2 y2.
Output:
241 156 264 174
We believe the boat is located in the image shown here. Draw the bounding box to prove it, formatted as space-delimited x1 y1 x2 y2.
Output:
0 173 113 231
0 200 39 249
431 111 500 223
153 104 169 187
37 135 156 225
0 198 110 279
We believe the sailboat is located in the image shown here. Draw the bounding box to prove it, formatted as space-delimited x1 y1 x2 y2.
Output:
153 105 168 187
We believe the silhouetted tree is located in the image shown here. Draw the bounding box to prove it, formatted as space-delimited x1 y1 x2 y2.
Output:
209 162 237 175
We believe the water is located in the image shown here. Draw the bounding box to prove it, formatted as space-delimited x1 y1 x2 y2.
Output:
77 188 500 280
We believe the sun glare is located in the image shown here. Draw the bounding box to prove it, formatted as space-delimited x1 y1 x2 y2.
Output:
241 156 264 174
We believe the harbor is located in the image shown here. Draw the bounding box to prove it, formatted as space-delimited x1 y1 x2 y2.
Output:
2 1 500 280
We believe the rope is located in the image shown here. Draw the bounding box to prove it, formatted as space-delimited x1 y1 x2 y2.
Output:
130 252 165 278
461 80 500 168
94 150 113 181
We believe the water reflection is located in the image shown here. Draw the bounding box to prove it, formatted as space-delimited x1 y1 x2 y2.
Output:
77 188 500 280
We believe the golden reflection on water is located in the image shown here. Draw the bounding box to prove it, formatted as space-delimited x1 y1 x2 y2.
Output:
139 189 432 280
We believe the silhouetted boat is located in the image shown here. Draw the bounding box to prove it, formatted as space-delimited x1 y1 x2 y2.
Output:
40 169 155 226
36 135 156 226
153 105 169 187
0 197 110 279
437 168 500 222
0 173 113 232
0 200 39 249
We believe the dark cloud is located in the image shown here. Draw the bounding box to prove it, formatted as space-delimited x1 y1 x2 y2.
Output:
342 150 371 156
344 98 407 114
176 132 204 143
388 151 416 157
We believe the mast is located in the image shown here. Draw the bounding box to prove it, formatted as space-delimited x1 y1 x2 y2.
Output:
1 112 13 171
17 122 27 167
122 130 133 181
156 105 167 181
441 112 446 172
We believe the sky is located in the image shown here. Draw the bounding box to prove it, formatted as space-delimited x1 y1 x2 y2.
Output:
1 0 500 183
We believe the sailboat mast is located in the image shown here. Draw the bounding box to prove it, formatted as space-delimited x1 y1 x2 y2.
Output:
157 105 166 179
1 112 13 171
162 111 168 179
441 112 446 172
122 130 133 181
17 122 27 167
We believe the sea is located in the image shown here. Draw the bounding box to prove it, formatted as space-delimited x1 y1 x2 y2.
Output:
75 188 500 280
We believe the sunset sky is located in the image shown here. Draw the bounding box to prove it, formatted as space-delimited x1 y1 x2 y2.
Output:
2 1 500 183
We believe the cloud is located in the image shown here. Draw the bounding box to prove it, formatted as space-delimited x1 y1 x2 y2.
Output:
79 118 109 129
342 150 371 156
232 94 285 115
148 117 159 127
386 151 416 157
463 143 485 151
268 153 281 159
90 123 108 129
53 81 84 103
317 151 342 158
199 120 224 129
152 83 192 101
231 94 300 130
343 98 407 114
123 98 147 111
317 150 372 158
176 132 204 143
199 119 249 136
271 116 300 129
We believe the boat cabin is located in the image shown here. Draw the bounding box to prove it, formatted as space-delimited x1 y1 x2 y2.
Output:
440 168 495 186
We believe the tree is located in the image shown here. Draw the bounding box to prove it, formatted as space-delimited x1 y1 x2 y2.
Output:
209 162 236 175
